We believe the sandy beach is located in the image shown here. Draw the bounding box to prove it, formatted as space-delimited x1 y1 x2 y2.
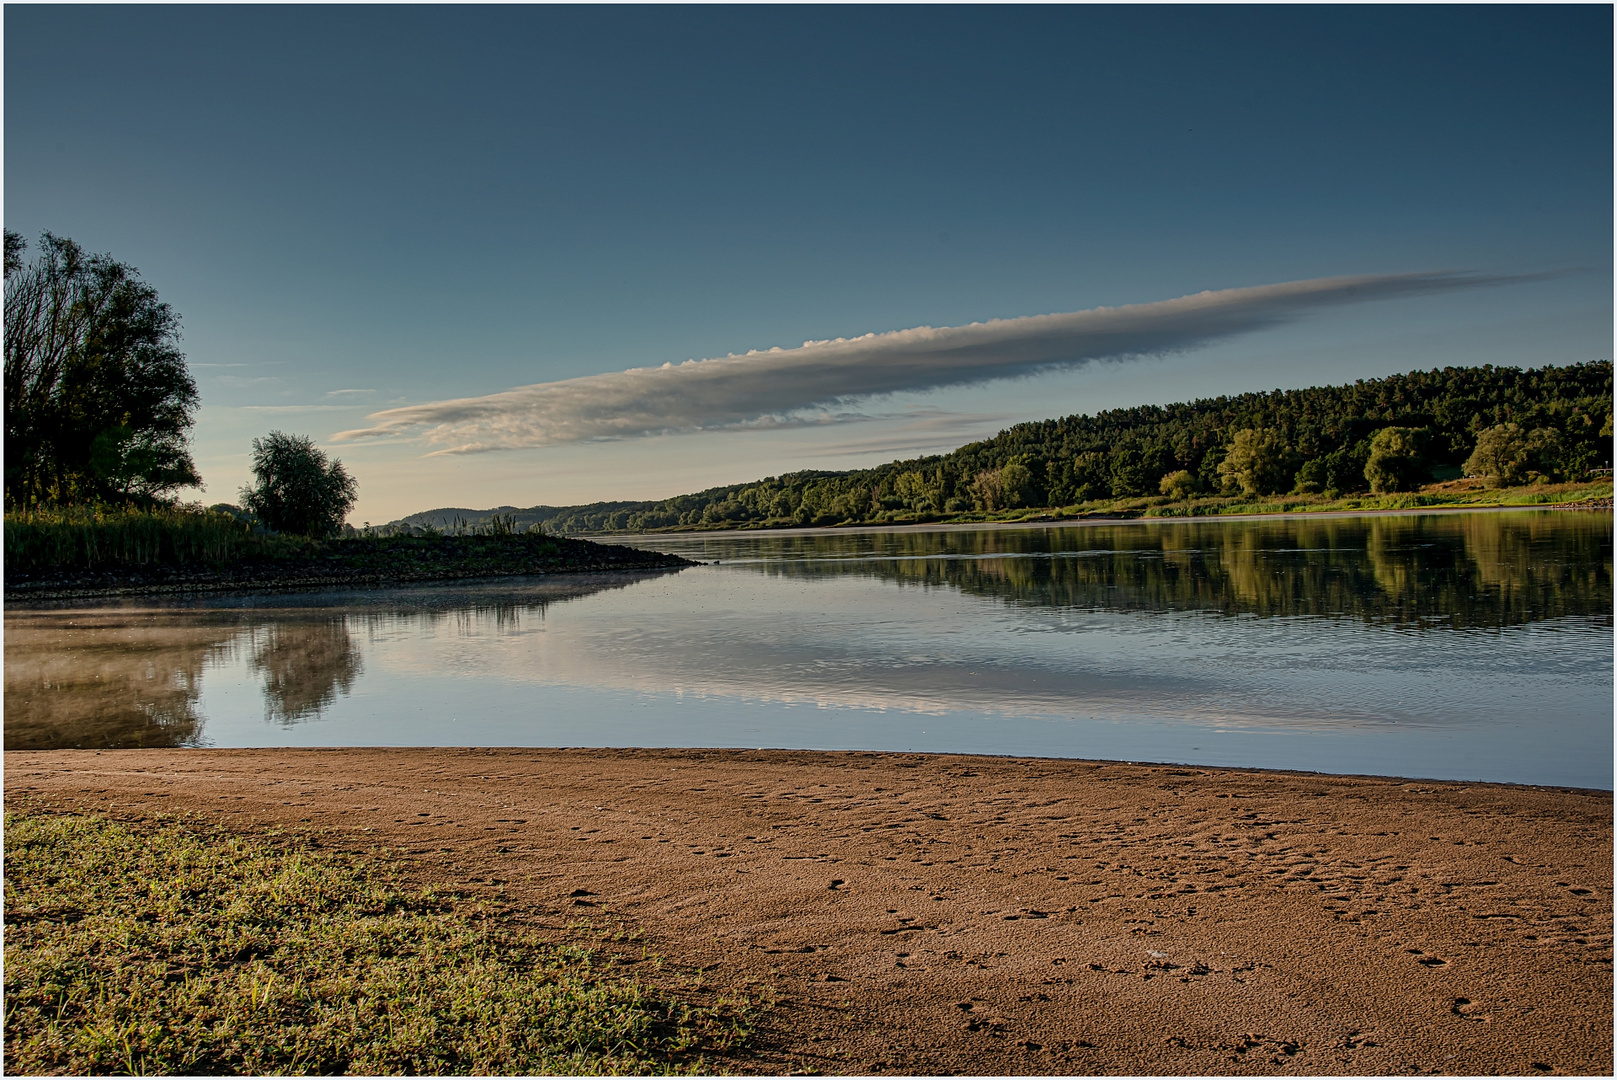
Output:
6 747 1611 1075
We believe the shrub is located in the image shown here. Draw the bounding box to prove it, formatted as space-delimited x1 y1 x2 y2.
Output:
1291 458 1328 495
1158 470 1198 500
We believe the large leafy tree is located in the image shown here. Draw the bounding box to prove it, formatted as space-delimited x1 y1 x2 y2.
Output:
1464 423 1564 487
1363 426 1429 493
239 431 359 538
4 230 200 507
1216 428 1293 496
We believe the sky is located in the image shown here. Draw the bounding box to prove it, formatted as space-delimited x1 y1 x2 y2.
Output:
4 6 1611 522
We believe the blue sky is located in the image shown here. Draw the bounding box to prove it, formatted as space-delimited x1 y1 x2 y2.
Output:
5 6 1610 521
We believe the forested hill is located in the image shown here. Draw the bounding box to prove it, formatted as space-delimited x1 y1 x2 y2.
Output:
392 361 1613 535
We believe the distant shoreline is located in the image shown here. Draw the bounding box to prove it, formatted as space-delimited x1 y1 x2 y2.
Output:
592 496 1613 545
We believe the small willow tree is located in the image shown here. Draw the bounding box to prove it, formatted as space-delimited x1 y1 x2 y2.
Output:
239 432 358 538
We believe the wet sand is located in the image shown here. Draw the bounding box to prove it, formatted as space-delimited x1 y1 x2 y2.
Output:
6 747 1611 1075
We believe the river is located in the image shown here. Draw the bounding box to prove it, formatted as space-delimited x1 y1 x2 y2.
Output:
6 509 1611 788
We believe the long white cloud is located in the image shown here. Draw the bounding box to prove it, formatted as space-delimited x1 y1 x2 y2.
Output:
334 272 1519 454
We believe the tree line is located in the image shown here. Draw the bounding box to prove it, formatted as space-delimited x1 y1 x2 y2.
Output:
11 229 1605 540
401 360 1613 535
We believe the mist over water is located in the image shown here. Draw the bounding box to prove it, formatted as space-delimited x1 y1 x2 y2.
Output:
6 510 1611 788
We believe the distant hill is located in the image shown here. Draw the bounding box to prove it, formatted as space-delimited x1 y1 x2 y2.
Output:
384 361 1613 535
392 506 529 529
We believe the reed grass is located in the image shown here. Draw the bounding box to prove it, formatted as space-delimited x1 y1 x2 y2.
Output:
2 506 315 572
5 506 244 571
3 811 751 1075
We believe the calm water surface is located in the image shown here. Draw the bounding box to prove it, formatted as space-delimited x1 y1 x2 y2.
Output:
6 510 1611 788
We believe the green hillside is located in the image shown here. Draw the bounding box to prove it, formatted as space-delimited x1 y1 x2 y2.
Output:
392 361 1613 535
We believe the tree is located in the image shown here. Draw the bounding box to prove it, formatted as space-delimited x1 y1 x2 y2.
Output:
997 455 1041 508
1464 423 1563 487
1363 427 1428 493
239 432 358 538
971 467 1006 511
88 425 203 503
432 362 1609 533
893 470 937 511
1066 451 1112 502
1524 427 1565 483
1109 446 1152 497
4 230 200 506
1217 428 1292 496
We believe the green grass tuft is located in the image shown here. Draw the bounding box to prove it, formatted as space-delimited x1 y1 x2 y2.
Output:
3 812 749 1075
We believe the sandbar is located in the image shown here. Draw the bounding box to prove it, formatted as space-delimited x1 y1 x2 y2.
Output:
6 747 1611 1075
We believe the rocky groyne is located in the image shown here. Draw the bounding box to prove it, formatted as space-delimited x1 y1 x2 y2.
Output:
3 533 694 602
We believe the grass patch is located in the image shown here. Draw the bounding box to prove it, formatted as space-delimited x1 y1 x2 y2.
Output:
3 812 750 1074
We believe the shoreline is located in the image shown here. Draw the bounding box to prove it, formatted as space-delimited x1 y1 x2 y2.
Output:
7 503 1605 602
9 746 1610 1075
587 498 1612 545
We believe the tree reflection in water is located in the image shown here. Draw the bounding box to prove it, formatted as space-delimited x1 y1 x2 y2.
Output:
696 511 1612 629
4 571 672 749
3 616 234 749
3 615 369 746
245 619 364 725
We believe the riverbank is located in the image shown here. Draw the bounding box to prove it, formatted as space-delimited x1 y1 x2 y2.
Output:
591 496 1615 548
8 747 1610 1075
506 478 1614 537
677 480 1614 535
2 533 694 602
